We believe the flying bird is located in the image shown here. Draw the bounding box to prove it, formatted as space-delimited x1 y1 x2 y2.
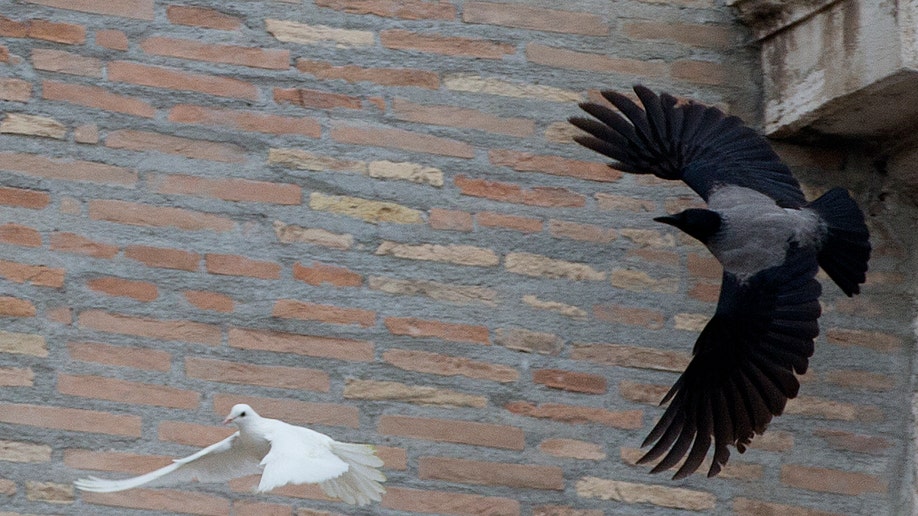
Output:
75 404 386 505
570 85 871 479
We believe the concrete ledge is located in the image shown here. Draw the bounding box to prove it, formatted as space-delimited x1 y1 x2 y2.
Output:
730 0 918 140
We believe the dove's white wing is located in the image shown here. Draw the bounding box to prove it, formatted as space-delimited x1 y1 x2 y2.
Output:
319 441 386 506
256 421 349 493
75 432 263 492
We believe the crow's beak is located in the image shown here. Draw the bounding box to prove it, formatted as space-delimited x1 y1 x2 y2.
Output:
653 215 679 226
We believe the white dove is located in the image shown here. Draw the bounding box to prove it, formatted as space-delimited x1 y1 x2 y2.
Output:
74 404 386 506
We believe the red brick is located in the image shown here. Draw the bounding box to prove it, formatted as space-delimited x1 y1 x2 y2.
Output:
429 208 473 231
687 253 722 279
825 328 902 353
90 200 235 232
0 296 35 317
381 29 513 58
0 151 138 185
315 0 456 20
596 192 656 212
0 367 34 386
0 45 8 63
548 220 616 243
106 129 246 163
527 43 666 76
476 212 543 233
58 374 199 409
234 500 292 516
185 357 330 392
689 281 720 303
672 59 731 86
228 327 374 362
42 80 155 118
81 489 229 516
0 78 32 102
65 449 171 475
593 303 666 329
273 299 376 327
824 369 895 391
455 175 586 207
533 506 603 516
141 36 289 70
378 415 524 449
419 456 564 490
95 29 128 50
67 341 171 371
151 173 302 204
733 497 842 516
87 276 158 302
0 403 141 436
109 61 258 100
505 401 642 429
813 429 892 455
0 15 28 37
26 0 155 20
293 261 363 287
166 5 242 30
50 232 118 258
384 348 518 382
780 464 887 495
332 123 474 158
205 254 281 279
27 19 86 45
571 342 690 372
464 2 607 35
490 149 621 182
168 104 320 137
0 223 41 247
538 439 606 460
0 259 65 288
385 316 489 344
124 245 200 271
626 248 680 266
184 290 235 312
382 486 519 516
158 421 234 448
622 20 736 50
32 48 102 77
533 369 607 394
618 380 669 404
78 310 222 346
392 98 534 137
212 393 359 428
0 187 51 210
296 58 439 89
273 87 364 110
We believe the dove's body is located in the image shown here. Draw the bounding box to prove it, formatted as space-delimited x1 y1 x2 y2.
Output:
75 404 385 506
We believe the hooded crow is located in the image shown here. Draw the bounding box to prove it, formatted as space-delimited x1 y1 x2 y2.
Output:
570 86 871 479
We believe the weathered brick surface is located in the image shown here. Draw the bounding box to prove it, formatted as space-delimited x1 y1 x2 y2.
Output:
0 1 912 515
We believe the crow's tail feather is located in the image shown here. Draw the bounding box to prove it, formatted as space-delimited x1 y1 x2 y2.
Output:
807 187 871 296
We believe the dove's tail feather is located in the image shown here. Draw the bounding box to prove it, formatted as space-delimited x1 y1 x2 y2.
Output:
74 462 183 493
807 187 871 296
320 442 386 506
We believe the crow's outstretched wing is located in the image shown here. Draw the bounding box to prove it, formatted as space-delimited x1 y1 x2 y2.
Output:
570 85 807 208
638 244 821 479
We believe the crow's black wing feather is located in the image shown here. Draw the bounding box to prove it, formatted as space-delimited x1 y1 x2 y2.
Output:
571 85 807 208
639 244 821 478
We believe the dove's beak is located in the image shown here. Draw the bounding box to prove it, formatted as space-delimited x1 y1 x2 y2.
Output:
222 416 234 425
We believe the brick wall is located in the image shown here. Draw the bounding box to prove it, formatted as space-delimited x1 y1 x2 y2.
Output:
0 1 915 515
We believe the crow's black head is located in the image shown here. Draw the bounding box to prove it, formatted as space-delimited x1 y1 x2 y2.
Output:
654 209 722 244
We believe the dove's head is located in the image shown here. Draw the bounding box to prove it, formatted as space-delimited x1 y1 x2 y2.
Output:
223 404 259 427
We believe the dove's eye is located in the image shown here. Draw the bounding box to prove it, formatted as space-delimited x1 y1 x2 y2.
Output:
240 411 247 417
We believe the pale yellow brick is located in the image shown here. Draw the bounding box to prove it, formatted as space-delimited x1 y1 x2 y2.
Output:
368 160 443 187
25 481 72 503
494 328 563 355
611 269 678 293
368 276 498 306
575 476 716 510
444 73 581 102
273 220 354 250
674 312 709 331
0 331 47 357
0 440 51 462
309 192 423 224
505 252 605 281
376 241 499 267
268 148 366 173
619 228 676 248
0 114 66 139
265 19 374 47
522 295 588 320
344 379 487 408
